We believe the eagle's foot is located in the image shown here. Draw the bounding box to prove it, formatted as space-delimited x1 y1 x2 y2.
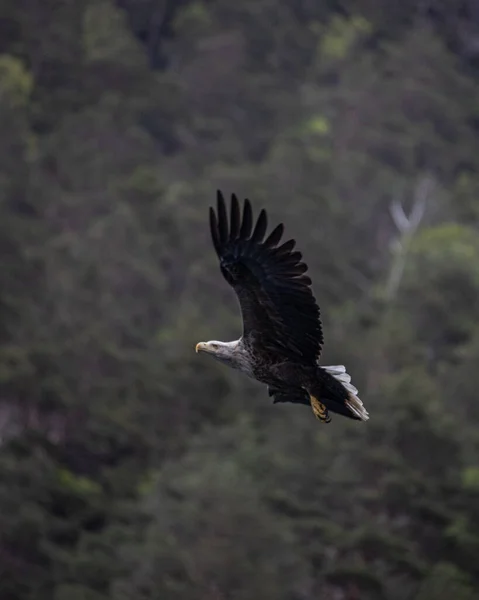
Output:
309 395 331 423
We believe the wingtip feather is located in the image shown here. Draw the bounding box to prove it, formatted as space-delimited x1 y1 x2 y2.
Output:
240 199 253 238
209 207 221 254
264 223 284 248
216 191 228 243
230 193 240 240
251 208 268 243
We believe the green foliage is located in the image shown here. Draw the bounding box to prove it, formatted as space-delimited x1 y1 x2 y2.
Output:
394 224 479 364
0 55 33 107
83 2 145 66
319 15 372 60
114 449 308 600
1 1 479 599
415 563 476 600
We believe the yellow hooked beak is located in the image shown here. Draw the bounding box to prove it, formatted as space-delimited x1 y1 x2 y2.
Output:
195 342 206 353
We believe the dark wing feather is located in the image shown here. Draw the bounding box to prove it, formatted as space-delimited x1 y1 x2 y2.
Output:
209 190 324 363
268 386 310 406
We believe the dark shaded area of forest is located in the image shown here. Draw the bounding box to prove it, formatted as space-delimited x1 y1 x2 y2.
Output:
1 1 479 599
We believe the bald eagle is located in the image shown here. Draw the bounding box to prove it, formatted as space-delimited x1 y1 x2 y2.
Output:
195 191 369 423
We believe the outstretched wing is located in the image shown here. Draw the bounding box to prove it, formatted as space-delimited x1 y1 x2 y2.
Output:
209 190 323 363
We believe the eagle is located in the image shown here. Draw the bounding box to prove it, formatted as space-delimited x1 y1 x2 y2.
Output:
195 191 369 424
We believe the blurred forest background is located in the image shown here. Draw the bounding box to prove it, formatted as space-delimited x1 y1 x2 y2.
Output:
1 1 479 599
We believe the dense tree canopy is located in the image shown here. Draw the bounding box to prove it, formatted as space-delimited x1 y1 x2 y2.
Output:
1 0 479 598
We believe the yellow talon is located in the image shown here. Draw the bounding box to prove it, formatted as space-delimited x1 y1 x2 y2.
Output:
310 395 331 423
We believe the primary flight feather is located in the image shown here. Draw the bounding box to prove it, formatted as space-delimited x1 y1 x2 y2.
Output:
196 191 369 423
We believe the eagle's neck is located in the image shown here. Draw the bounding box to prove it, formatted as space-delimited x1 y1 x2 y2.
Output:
216 339 254 375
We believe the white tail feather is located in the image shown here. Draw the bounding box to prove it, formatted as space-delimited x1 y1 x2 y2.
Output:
323 365 369 421
324 365 346 374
